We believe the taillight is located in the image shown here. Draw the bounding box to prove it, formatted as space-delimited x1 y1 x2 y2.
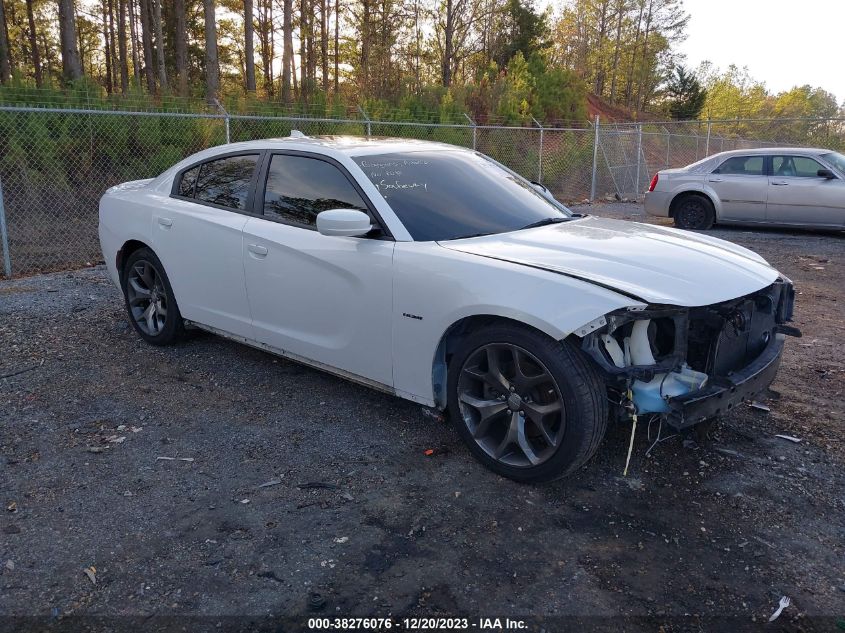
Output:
648 173 659 192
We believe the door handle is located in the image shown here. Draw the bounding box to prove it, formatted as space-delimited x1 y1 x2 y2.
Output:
247 244 268 258
707 178 723 182
771 181 789 186
157 217 173 228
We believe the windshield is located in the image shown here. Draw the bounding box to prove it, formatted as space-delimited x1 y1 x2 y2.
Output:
351 150 570 241
821 152 845 174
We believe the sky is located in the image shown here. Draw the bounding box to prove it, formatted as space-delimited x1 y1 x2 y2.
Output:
678 0 844 104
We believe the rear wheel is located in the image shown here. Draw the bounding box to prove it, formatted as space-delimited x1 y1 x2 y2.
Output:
673 194 715 230
122 247 185 345
447 325 608 483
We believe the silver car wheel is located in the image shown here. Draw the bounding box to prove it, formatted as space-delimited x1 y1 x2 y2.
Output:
126 259 168 336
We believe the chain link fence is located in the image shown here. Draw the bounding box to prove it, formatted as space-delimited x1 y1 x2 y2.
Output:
1 105 843 278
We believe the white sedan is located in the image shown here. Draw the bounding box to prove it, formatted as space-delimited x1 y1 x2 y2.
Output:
99 135 799 482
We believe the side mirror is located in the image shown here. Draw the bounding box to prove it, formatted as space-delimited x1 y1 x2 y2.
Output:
316 208 373 237
817 168 836 179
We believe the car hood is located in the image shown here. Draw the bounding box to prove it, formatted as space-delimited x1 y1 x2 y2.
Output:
439 216 780 306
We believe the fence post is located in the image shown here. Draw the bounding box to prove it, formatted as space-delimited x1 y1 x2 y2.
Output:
705 119 712 157
664 127 671 168
635 124 642 196
532 117 544 183
0 176 11 278
213 99 230 143
590 115 600 202
463 113 477 150
358 106 372 137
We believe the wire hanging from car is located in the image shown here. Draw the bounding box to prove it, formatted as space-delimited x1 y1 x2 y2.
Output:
623 387 638 477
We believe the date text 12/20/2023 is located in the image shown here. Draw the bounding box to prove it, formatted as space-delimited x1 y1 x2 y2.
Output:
307 617 528 630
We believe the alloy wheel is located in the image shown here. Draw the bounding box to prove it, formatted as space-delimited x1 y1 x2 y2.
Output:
457 343 566 468
126 260 168 336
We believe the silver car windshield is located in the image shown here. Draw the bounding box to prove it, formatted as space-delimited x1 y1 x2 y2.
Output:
821 152 845 174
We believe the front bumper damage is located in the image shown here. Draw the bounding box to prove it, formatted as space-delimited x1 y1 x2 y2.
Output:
581 278 799 429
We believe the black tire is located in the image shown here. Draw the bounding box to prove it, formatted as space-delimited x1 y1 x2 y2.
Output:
122 247 185 346
673 194 715 230
447 324 608 483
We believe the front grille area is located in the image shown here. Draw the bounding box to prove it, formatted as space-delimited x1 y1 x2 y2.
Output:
686 281 790 377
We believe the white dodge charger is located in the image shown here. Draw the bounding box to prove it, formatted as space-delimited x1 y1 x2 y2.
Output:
99 135 799 482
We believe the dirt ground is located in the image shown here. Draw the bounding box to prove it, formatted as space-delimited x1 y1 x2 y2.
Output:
1 203 843 631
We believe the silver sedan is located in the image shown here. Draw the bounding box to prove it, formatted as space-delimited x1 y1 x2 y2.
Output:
644 147 845 230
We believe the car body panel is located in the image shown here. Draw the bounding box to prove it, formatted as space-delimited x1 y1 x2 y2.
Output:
706 173 767 222
98 179 156 287
241 216 395 388
391 241 645 406
767 175 845 227
149 192 254 338
439 216 778 306
645 147 845 229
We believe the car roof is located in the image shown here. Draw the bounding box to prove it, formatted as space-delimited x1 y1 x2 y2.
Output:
707 147 833 159
211 134 469 157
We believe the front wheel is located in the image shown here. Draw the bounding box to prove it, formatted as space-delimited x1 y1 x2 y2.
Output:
122 247 185 345
447 325 608 483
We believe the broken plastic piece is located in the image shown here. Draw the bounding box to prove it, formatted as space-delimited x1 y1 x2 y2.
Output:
768 596 790 622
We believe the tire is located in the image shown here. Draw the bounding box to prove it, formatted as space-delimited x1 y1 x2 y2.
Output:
447 324 608 483
673 194 715 230
122 247 185 346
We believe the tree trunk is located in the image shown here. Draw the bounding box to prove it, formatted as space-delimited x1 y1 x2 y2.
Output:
256 0 271 97
0 0 12 83
299 0 307 99
108 0 119 91
360 0 370 93
442 0 453 87
608 0 624 104
244 0 256 91
128 0 140 84
333 0 338 94
25 0 42 86
320 0 327 93
634 0 653 112
203 0 219 103
173 0 187 96
116 0 129 92
593 0 609 96
102 0 113 92
152 0 167 90
282 0 292 102
57 0 83 82
624 0 644 108
137 0 155 91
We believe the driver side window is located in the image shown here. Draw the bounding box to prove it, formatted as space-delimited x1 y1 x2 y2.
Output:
772 155 825 178
263 154 369 228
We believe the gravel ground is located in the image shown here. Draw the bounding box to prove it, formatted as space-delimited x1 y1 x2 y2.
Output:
1 203 844 630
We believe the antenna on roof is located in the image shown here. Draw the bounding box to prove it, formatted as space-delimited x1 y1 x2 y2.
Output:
289 129 307 138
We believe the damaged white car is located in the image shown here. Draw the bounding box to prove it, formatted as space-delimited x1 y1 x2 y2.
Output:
99 136 799 482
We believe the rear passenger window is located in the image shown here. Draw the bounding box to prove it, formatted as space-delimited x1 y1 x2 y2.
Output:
714 156 764 176
187 154 259 210
178 166 199 197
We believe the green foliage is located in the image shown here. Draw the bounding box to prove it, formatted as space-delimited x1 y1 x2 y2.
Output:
666 66 706 120
490 0 550 69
